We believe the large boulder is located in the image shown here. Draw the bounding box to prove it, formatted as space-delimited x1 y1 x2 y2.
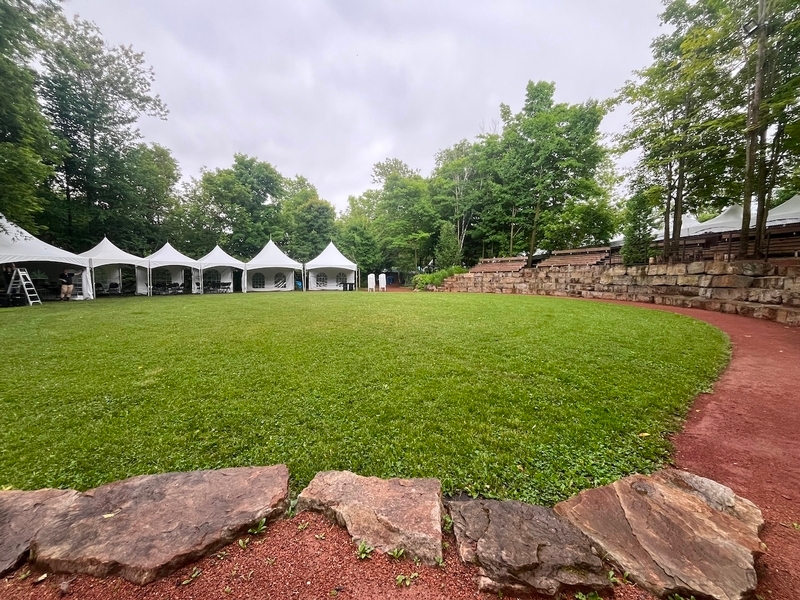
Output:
31 465 289 584
0 489 79 576
554 470 763 600
449 499 611 597
297 471 443 564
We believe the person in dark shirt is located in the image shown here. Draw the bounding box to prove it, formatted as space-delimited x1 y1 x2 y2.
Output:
59 270 74 300
3 263 15 291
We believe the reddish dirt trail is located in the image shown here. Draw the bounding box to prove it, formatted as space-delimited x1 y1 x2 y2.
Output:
617 303 800 598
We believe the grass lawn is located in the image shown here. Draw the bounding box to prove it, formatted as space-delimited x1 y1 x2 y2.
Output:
0 292 729 505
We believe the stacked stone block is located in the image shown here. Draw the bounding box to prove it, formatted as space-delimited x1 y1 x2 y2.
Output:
443 261 800 326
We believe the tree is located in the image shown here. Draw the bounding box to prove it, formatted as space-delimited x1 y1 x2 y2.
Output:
500 81 607 266
375 172 439 271
434 221 461 269
540 198 618 251
621 188 658 266
286 197 336 263
38 14 167 249
430 140 480 255
0 0 61 232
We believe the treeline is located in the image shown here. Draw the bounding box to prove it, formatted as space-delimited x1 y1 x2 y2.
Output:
5 0 795 273
0 0 619 273
619 0 800 263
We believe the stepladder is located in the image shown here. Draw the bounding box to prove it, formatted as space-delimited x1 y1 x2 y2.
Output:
6 268 42 306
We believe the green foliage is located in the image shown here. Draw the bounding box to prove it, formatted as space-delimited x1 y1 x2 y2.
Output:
0 295 728 505
541 197 619 252
621 190 658 265
387 548 405 560
434 221 461 269
395 572 419 586
411 266 468 290
247 518 266 535
0 0 60 232
356 540 375 560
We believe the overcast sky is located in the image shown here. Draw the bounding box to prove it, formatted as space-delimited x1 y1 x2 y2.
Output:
64 0 665 211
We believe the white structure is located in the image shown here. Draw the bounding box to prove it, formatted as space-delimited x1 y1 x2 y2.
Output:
145 242 200 294
305 242 357 291
245 240 302 292
766 195 800 227
80 237 149 295
379 273 387 291
0 215 93 299
367 273 376 291
198 245 245 293
686 205 745 236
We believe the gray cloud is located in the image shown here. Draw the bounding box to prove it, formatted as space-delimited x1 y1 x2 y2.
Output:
65 0 664 210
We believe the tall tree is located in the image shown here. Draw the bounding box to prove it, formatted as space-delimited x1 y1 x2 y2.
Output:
500 81 606 266
38 14 167 249
0 0 61 232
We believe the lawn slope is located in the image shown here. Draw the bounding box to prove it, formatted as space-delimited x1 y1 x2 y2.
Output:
0 293 728 505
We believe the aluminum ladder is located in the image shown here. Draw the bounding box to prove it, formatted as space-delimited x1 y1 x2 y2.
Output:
6 268 42 306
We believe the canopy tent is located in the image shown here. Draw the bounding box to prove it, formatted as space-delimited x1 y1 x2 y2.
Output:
687 205 746 236
80 237 149 295
305 241 357 291
0 215 93 299
144 242 200 294
766 195 800 227
245 240 302 292
197 245 245 293
653 215 702 240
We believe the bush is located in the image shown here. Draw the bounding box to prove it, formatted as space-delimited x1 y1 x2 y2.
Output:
412 266 468 290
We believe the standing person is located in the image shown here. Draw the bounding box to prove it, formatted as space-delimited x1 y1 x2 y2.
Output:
59 269 74 300
3 263 15 290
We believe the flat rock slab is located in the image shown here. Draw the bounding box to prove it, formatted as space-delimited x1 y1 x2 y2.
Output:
0 489 80 577
555 469 763 600
297 471 443 564
31 465 289 585
449 499 610 597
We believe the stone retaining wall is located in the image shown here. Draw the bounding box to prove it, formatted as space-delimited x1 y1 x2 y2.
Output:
443 261 800 326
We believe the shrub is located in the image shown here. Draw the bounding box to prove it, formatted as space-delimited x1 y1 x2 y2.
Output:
412 266 468 290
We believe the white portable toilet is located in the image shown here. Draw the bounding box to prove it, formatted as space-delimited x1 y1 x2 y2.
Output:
379 273 387 291
367 273 376 291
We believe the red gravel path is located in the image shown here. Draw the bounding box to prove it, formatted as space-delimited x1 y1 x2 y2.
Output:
650 305 800 599
3 303 798 599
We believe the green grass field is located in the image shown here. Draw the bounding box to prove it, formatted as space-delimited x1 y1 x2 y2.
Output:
0 292 729 505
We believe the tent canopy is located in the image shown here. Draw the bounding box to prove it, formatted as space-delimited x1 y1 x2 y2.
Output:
653 215 701 240
1 216 89 267
198 245 245 269
145 242 199 269
767 195 800 226
247 240 302 269
687 205 745 236
79 236 148 267
305 241 356 270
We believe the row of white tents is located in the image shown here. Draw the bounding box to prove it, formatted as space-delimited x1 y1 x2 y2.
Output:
1 215 358 300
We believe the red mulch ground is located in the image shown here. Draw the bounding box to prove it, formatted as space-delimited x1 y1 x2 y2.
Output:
3 303 798 599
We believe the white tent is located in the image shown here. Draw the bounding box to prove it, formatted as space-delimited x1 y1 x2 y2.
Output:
686 205 746 236
145 242 200 294
653 214 702 240
245 240 302 292
0 215 93 299
305 241 357 291
767 195 800 227
80 237 149 295
198 245 245 293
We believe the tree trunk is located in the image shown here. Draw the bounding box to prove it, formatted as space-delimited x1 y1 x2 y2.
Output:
671 155 686 259
526 199 542 268
739 0 767 259
753 125 769 257
663 164 673 260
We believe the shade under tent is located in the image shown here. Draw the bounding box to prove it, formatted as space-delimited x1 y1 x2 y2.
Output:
79 237 149 295
0 215 94 300
144 242 201 295
197 245 245 293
